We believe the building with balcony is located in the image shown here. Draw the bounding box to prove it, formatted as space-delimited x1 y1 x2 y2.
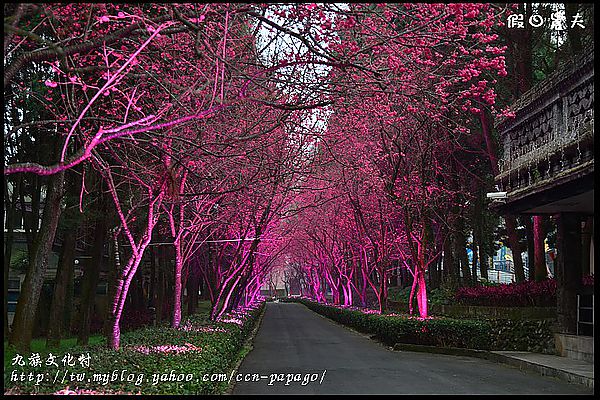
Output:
493 50 594 362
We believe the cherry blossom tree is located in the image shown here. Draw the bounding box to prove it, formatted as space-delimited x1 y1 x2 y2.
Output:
4 3 516 347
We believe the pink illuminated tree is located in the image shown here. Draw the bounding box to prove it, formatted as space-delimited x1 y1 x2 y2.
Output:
5 3 516 348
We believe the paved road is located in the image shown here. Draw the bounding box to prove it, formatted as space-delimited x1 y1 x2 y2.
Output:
233 302 592 395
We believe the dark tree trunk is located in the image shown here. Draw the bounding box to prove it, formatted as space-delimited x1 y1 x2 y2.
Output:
171 241 183 328
454 219 471 286
473 190 489 281
443 237 457 289
47 171 82 348
149 246 156 307
9 170 65 352
130 260 145 310
165 255 174 323
18 175 39 257
199 274 208 301
4 176 20 338
581 217 593 275
231 272 249 311
187 270 199 316
554 213 582 334
435 258 443 289
479 245 489 281
103 228 119 338
533 215 548 281
429 258 439 289
378 266 387 314
471 203 480 283
78 217 107 345
471 242 479 284
525 216 535 279
64 265 75 336
156 246 166 324
512 3 533 96
186 278 193 316
505 215 526 282
46 228 77 348
399 262 408 289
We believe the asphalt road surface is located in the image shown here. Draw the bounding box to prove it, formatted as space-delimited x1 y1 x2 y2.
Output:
232 302 592 395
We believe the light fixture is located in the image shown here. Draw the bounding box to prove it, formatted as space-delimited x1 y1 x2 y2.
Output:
486 191 507 200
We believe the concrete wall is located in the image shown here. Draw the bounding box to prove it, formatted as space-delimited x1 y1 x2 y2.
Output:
555 333 594 363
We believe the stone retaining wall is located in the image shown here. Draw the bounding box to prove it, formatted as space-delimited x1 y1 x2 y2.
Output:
387 301 556 320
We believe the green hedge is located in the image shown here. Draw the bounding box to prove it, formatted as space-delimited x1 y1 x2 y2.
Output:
298 299 556 354
300 299 490 350
4 302 264 395
488 318 556 354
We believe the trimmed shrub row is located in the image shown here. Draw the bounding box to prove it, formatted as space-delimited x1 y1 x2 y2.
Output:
298 299 556 354
4 301 265 395
455 275 594 307
455 279 556 307
300 299 490 350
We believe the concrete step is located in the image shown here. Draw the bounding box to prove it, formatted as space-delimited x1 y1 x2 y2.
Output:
490 351 594 389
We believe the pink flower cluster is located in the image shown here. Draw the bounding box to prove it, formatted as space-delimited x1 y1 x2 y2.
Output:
582 274 594 287
360 308 381 315
385 312 403 317
405 315 435 321
53 387 140 395
178 321 227 333
325 303 382 315
219 317 244 326
455 279 557 307
130 342 202 355
217 300 264 326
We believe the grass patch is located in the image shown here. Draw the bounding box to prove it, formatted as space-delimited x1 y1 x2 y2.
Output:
4 301 265 395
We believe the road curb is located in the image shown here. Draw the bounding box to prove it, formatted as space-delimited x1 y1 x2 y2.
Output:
225 303 267 395
392 343 594 389
486 352 594 389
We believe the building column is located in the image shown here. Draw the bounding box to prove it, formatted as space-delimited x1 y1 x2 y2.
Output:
554 213 582 334
581 216 593 275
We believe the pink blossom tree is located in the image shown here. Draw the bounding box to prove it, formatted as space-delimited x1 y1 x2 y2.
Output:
4 3 516 346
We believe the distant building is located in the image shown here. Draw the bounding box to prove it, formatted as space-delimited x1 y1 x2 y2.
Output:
4 182 111 335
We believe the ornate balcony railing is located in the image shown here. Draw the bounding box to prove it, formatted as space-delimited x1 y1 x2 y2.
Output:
495 51 594 197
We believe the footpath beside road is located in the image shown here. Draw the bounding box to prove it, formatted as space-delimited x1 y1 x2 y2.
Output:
233 302 593 395
490 351 593 389
393 344 594 389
